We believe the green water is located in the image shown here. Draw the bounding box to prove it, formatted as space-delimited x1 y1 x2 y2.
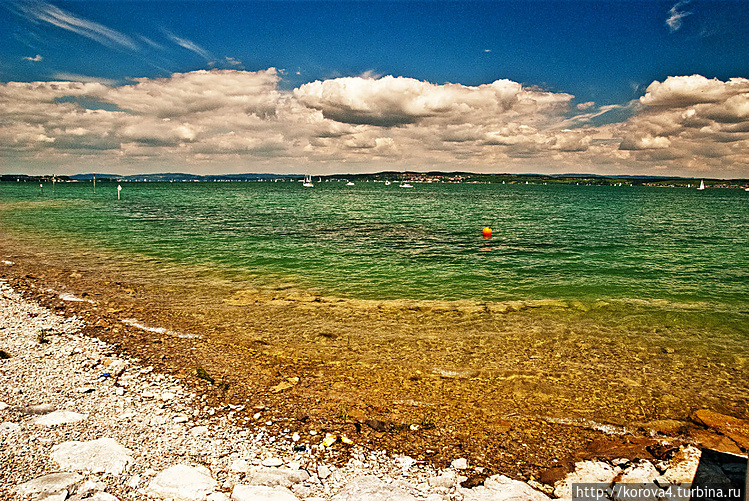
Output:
2 179 749 424
1 180 748 307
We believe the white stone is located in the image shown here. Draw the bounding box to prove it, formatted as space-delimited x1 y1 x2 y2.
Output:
330 475 417 501
316 465 332 480
231 485 300 501
451 458 468 470
616 461 660 484
396 456 416 471
51 438 133 475
0 421 20 434
207 493 231 501
39 491 68 501
78 479 108 496
0 401 9 410
245 467 310 487
230 459 250 474
662 445 701 484
161 392 176 400
32 410 87 426
89 493 120 501
427 473 456 488
15 472 83 498
460 475 551 501
146 464 218 500
554 461 617 499
174 415 189 423
190 426 209 436
108 359 128 376
261 457 283 467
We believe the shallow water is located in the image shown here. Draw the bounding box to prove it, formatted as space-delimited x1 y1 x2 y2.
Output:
1 180 747 426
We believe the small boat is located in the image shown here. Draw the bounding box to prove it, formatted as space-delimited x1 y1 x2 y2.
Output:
697 179 705 190
384 180 391 186
303 174 314 188
346 181 355 186
399 183 413 188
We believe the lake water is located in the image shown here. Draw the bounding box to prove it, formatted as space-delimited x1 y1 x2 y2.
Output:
1 179 748 427
2 180 748 306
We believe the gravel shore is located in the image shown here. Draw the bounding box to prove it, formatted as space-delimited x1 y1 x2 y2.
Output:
1 277 743 501
0 278 556 501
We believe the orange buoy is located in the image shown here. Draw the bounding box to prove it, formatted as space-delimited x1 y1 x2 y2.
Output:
482 226 492 238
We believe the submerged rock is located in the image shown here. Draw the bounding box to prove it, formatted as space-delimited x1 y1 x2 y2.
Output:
691 409 749 449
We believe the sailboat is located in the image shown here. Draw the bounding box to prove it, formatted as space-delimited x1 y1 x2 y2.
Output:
303 174 314 188
697 179 705 190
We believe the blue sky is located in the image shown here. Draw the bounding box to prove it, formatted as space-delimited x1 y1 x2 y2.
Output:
1 0 749 177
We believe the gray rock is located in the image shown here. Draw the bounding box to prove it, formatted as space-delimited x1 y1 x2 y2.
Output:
231 485 300 501
15 472 83 498
460 475 552 501
146 464 218 500
51 438 133 475
330 475 417 501
260 457 283 467
32 410 87 426
245 467 310 487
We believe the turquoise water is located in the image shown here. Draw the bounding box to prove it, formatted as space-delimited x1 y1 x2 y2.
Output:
1 180 748 307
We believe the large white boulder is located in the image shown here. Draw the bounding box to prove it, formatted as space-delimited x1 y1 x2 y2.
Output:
330 475 417 501
32 410 87 426
231 485 300 501
146 464 218 501
460 475 552 501
15 472 83 498
51 438 133 475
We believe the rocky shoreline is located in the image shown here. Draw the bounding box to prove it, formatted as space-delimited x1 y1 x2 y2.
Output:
1 275 747 501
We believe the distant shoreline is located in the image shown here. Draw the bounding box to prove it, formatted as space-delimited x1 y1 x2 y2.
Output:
3 171 749 188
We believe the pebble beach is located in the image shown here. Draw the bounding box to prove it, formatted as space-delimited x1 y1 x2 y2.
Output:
2 273 747 501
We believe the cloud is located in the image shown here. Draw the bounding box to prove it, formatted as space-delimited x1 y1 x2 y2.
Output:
9 0 137 50
617 75 749 171
666 0 692 33
23 54 43 62
51 73 119 86
164 30 212 61
293 75 572 127
1 70 747 177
